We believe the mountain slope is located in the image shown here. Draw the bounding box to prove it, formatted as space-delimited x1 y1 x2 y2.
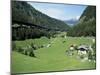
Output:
67 6 96 36
79 6 96 22
12 1 69 31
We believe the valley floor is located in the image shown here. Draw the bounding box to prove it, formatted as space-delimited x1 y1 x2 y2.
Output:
11 36 96 74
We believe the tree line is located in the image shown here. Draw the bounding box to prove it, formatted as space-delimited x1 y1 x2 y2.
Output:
12 24 57 41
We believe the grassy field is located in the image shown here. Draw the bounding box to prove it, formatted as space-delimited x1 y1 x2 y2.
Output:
11 36 96 73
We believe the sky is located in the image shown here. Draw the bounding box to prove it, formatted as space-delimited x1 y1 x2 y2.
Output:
27 2 87 21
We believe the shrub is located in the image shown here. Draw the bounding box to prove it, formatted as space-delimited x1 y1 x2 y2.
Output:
17 46 24 53
88 50 93 60
29 50 35 57
31 43 37 50
29 48 36 57
80 55 84 59
25 50 28 55
12 41 16 50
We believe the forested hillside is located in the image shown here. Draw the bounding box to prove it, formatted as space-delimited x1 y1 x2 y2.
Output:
67 6 96 36
12 1 70 40
12 1 69 31
79 6 96 22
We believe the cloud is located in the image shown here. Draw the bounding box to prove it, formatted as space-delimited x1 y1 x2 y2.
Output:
75 16 80 20
66 16 80 21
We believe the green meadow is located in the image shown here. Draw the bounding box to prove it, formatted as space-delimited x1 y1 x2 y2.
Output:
11 36 96 73
11 2 96 74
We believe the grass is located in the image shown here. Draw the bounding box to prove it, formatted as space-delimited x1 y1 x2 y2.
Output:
14 36 51 48
11 36 96 73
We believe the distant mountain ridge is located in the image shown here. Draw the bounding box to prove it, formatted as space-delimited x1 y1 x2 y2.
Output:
12 1 70 31
64 19 78 26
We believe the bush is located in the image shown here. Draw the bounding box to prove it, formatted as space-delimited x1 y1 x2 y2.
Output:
29 50 35 57
31 43 37 50
88 51 92 59
80 55 84 59
17 46 24 53
12 41 16 50
25 50 28 55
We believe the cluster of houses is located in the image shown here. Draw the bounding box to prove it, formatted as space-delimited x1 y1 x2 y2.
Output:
66 39 96 62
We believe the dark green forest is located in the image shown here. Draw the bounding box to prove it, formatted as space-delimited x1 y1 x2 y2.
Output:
12 1 70 40
12 1 96 40
12 1 69 31
67 6 96 37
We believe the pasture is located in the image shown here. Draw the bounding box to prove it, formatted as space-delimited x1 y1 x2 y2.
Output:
11 36 96 73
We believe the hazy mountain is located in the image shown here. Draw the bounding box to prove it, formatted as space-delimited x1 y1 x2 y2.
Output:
64 19 78 26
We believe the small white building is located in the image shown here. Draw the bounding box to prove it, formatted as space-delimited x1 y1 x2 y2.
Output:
77 45 88 55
